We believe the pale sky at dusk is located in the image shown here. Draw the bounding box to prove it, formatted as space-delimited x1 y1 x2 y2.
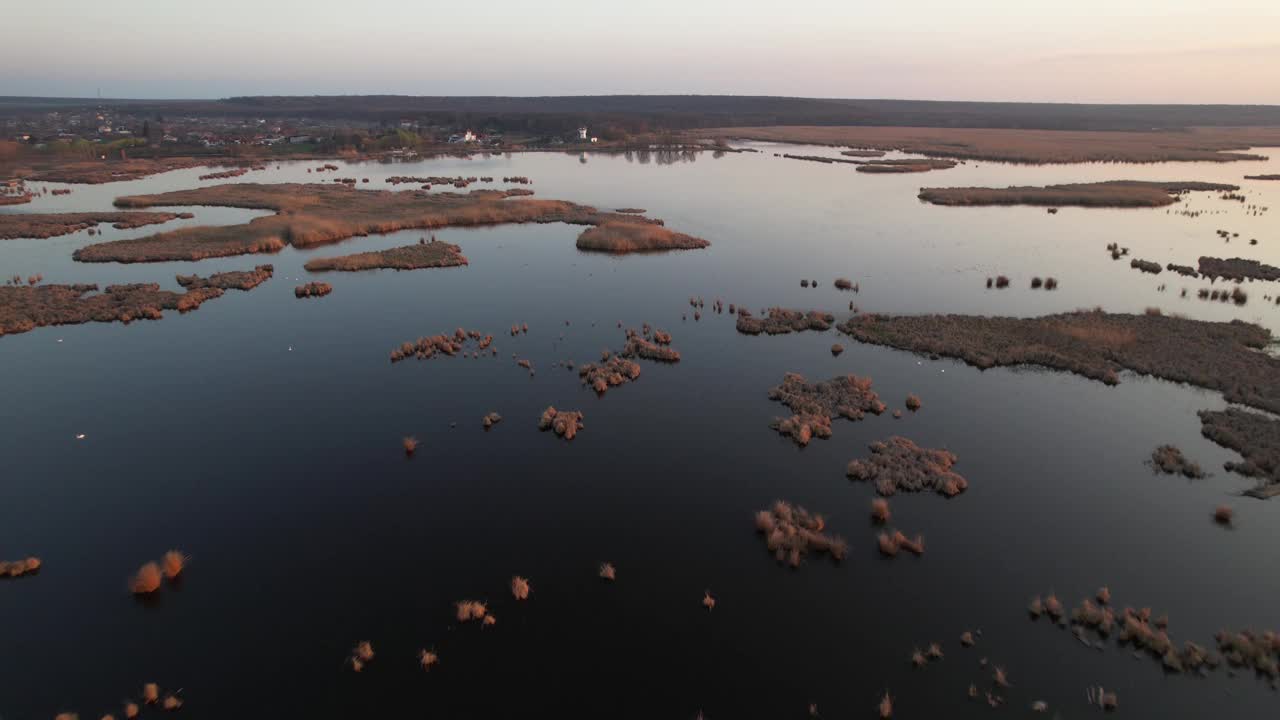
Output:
3 0 1279 103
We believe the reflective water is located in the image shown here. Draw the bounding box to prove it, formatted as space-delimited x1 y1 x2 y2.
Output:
2 144 1279 718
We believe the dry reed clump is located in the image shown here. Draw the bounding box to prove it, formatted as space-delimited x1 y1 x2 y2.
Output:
160 550 187 579
1198 408 1280 497
621 332 680 362
1214 505 1234 525
198 167 250 181
576 220 710 253
303 241 468 272
142 683 160 704
1148 445 1205 479
78 183 702 262
176 264 273 291
130 563 163 594
578 354 641 395
1166 263 1198 277
0 556 42 578
847 436 968 497
456 601 488 622
0 211 190 240
918 180 1239 207
1246 174 1280 180
388 328 492 363
870 498 891 524
1130 258 1163 274
877 530 925 557
614 207 646 214
0 282 227 338
755 500 848 566
855 158 957 173
831 343 844 356
599 562 617 581
293 282 331 299
419 649 440 671
767 372 885 446
879 691 893 718
1028 587 1280 679
839 310 1280 412
161 695 182 711
702 590 716 610
402 436 419 455
124 702 139 718
736 308 834 335
905 394 922 411
349 641 374 672
482 412 503 429
538 407 584 440
511 576 531 600
834 277 856 290
1197 256 1280 283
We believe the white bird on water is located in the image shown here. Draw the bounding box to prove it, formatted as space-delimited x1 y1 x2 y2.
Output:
75 434 85 440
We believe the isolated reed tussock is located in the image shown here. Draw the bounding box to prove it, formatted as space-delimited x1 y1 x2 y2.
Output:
511 576 531 600
870 498 891 524
293 281 331 299
905 394 922 411
419 649 439 671
599 562 617 581
754 500 847 565
879 691 893 718
0 556 41 578
456 600 488 622
161 550 187 580
142 684 159 704
161 695 182 711
1149 445 1205 478
702 590 716 610
482 412 503 429
403 436 419 455
538 407 584 440
1214 505 1234 524
131 563 162 594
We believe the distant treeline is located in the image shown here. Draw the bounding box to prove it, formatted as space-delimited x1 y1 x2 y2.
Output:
4 95 1280 132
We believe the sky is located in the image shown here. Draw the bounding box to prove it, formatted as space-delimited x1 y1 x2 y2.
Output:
3 0 1279 104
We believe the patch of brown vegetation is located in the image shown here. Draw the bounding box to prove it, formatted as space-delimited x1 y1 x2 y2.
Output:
0 556 42 579
768 372 885 445
0 211 191 240
621 332 681 362
389 328 493 362
755 500 848 566
856 158 957 173
1198 409 1280 498
918 181 1237 208
839 311 1280 413
1245 175 1280 180
576 220 710 253
176 264 273 291
847 436 969 497
840 149 886 158
21 157 218 184
130 562 162 594
736 308 834 335
0 282 227 337
294 282 331 299
1197 257 1280 283
303 240 468 272
538 406 584 440
482 412 502 429
579 353 642 394
77 183 702 262
698 125 1280 164
1149 445 1205 479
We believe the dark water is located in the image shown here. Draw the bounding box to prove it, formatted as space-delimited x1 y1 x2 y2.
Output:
2 145 1280 719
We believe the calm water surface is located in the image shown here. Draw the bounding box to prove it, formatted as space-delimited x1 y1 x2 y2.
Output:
2 144 1279 718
